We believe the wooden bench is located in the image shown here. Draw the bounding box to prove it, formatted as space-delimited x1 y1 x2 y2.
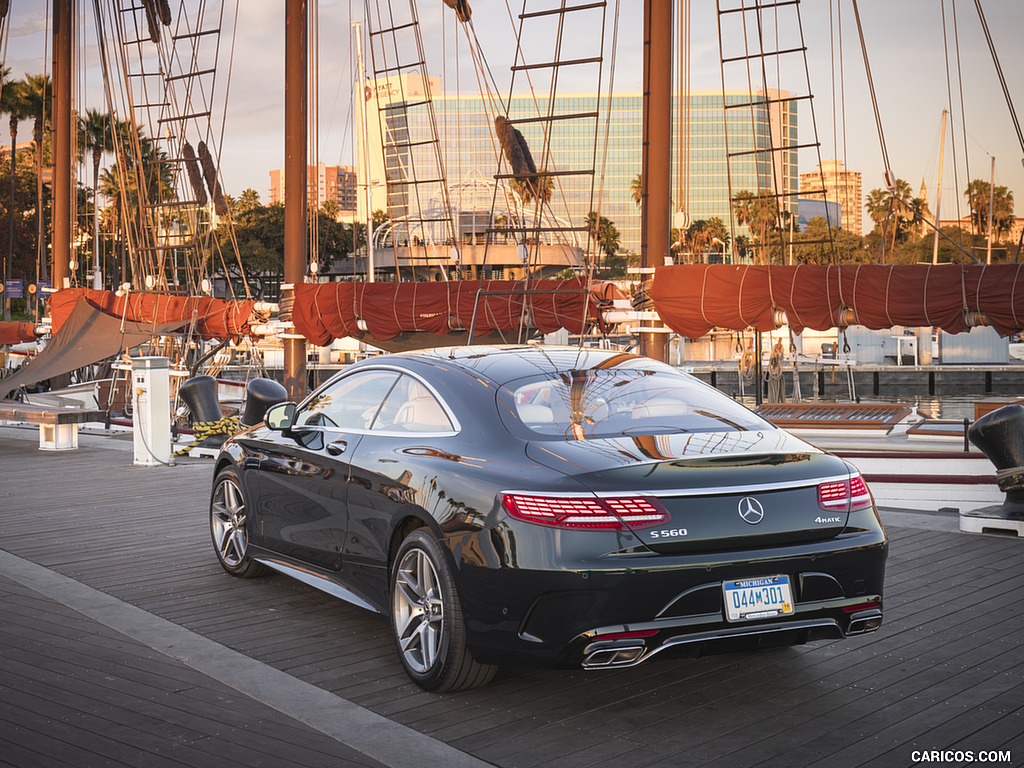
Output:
0 401 107 450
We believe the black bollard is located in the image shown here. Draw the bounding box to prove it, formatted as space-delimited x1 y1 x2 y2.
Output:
967 403 1024 519
178 375 222 423
177 375 228 450
240 378 289 428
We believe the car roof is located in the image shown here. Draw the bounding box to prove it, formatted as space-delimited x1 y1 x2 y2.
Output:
390 345 661 387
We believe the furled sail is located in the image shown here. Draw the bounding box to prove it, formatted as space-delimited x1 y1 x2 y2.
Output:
49 289 258 342
651 264 1024 338
0 322 41 346
292 278 600 346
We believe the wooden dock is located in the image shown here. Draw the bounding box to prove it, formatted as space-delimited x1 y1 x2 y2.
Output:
1 424 1022 768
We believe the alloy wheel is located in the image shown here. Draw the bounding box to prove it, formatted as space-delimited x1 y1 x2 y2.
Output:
393 546 446 674
211 476 249 568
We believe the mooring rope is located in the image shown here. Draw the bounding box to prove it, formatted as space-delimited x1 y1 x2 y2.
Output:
174 415 239 456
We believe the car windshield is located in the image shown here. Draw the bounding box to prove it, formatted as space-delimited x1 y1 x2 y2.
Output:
499 367 772 440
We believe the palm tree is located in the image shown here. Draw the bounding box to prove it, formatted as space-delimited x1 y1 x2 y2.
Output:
630 173 643 209
863 187 892 235
81 109 114 289
21 73 51 283
0 68 26 320
733 190 778 264
908 196 930 240
238 188 261 214
686 219 708 263
889 178 915 250
965 179 1015 243
99 120 168 284
864 178 913 259
586 211 620 267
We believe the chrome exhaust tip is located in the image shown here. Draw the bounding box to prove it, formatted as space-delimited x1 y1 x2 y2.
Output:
582 644 645 669
847 609 883 635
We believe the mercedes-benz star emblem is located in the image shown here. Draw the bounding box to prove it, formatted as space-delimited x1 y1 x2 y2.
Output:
738 497 765 525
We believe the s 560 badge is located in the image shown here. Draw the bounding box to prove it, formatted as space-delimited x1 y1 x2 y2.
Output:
649 528 688 539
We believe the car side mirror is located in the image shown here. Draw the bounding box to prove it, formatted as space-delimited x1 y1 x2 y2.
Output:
265 401 296 431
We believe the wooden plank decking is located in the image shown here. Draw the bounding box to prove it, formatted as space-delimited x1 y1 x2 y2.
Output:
1 425 1022 768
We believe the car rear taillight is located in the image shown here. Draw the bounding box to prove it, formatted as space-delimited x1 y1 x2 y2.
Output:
817 475 873 513
500 493 670 530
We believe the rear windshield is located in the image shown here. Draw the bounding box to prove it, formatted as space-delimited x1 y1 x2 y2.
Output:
498 367 772 440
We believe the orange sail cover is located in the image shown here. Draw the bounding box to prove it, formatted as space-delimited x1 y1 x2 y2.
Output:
48 288 257 341
0 322 40 345
651 264 1024 338
293 278 600 346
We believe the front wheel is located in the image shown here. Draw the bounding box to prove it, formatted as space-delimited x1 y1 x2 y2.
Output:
390 528 497 692
210 466 268 578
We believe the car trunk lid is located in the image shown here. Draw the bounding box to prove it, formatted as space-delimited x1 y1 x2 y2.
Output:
525 434 857 553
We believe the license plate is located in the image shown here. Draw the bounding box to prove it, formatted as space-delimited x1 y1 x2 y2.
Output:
723 575 794 622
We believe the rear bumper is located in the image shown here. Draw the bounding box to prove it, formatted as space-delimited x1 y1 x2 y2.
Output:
578 605 883 670
456 527 887 669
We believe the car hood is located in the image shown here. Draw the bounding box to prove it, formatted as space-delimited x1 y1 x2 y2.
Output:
525 429 857 553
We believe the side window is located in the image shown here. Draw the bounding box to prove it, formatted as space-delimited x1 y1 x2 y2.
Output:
297 370 400 430
371 375 455 433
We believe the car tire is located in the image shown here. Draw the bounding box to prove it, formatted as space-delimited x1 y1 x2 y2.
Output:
210 466 268 578
390 528 498 692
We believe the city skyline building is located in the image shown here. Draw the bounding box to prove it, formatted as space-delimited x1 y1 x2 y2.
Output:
268 162 358 213
358 74 800 255
799 159 863 236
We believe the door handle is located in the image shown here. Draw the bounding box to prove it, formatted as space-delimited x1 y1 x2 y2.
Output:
326 440 348 456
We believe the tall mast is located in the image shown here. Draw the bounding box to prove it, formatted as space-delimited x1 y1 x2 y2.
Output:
353 22 374 282
283 0 308 399
931 110 947 265
51 0 74 292
986 156 995 265
640 0 671 362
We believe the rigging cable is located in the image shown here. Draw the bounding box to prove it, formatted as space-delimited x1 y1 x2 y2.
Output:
973 0 1024 160
850 0 893 185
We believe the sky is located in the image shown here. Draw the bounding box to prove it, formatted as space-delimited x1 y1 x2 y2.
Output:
4 0 1023 234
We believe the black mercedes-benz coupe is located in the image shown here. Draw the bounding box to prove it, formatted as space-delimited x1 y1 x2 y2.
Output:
209 346 887 691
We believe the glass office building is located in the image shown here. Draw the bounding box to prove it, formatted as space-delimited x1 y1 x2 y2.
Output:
362 76 798 255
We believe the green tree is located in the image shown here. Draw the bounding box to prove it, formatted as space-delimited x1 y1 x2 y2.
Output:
81 109 114 288
864 178 914 259
908 196 930 240
98 122 175 283
0 68 27 319
234 187 261 216
864 187 892 235
236 186 260 210
687 217 730 263
733 190 779 264
630 173 642 209
219 201 353 288
734 234 753 261
22 73 51 282
965 179 1014 242
319 199 340 220
586 211 621 274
